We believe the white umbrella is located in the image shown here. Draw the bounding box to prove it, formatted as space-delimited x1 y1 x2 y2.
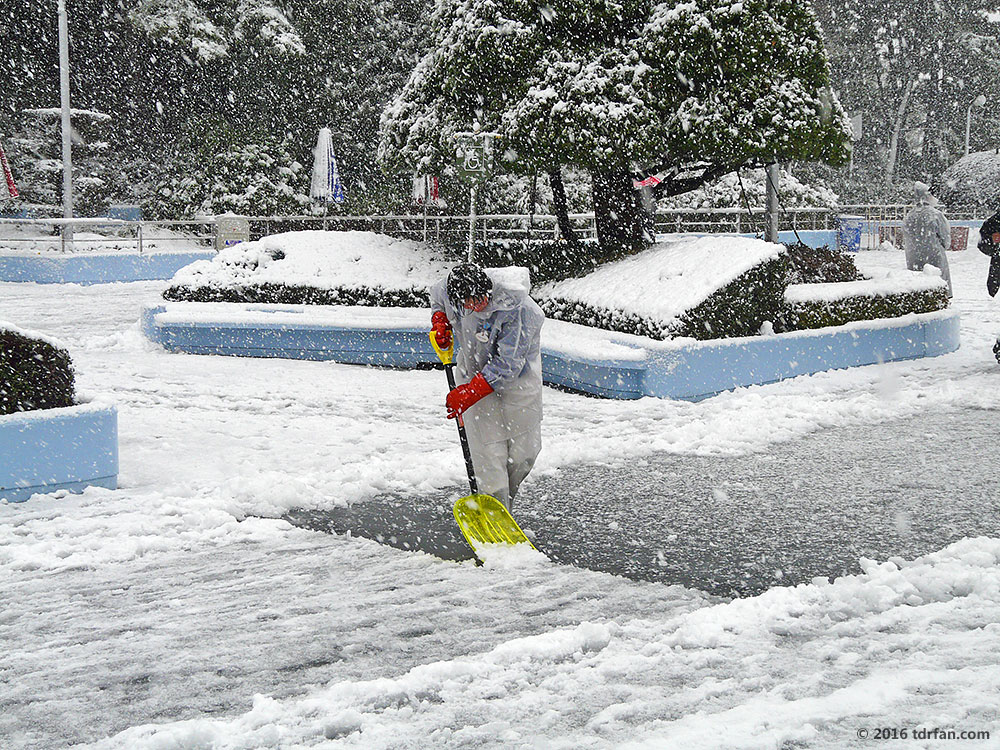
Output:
310 127 345 205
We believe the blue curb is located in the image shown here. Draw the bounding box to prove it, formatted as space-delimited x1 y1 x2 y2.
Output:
0 404 119 503
142 304 961 401
0 252 214 284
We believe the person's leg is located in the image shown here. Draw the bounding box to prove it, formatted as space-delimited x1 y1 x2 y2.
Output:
505 424 542 512
464 420 512 506
937 251 953 297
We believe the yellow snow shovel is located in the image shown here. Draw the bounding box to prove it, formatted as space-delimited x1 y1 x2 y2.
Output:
428 331 534 555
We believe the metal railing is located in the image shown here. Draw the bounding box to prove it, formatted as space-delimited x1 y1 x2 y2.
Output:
0 217 216 253
0 204 985 253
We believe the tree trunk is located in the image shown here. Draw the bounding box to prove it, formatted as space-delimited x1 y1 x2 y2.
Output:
886 77 915 186
548 168 578 246
592 168 647 260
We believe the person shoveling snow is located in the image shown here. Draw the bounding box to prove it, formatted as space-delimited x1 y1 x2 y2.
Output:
429 263 545 517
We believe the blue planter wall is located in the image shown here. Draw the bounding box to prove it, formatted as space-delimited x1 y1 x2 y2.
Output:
0 403 119 503
0 252 213 284
143 304 960 402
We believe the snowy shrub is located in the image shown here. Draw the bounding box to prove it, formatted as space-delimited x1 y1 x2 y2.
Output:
660 169 840 211
778 287 949 332
163 230 444 306
939 150 1000 208
0 326 76 415
785 243 863 284
165 282 428 307
147 139 311 219
536 239 789 341
539 257 788 341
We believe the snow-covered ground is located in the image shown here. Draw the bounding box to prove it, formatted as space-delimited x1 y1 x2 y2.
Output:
1 238 999 748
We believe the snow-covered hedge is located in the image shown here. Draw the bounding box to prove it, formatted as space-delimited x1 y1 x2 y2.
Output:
534 237 788 341
778 272 949 331
0 323 76 415
475 238 613 284
164 231 451 306
785 242 864 284
163 230 948 341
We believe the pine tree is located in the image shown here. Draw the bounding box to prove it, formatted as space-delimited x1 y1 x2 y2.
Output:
381 0 850 257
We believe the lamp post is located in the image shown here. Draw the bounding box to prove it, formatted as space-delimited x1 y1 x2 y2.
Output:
57 0 74 251
965 94 986 158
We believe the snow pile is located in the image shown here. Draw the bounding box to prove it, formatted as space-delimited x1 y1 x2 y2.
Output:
474 540 549 569
91 537 1000 749
785 267 948 303
536 235 783 323
169 230 452 294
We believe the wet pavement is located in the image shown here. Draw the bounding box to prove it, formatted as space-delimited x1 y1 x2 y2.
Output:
285 405 1000 597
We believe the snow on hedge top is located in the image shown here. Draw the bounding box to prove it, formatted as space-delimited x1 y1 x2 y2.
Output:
785 267 947 303
171 230 453 291
0 319 69 351
536 235 783 321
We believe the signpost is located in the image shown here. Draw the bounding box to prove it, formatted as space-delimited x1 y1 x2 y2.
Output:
454 130 499 262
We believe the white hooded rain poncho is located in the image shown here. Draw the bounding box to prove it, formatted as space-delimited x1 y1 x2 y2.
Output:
902 181 953 297
430 268 544 511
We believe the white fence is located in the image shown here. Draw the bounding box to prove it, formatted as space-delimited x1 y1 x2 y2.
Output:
0 216 216 253
0 204 985 252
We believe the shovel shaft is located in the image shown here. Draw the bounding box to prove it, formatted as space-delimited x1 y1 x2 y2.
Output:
445 363 479 494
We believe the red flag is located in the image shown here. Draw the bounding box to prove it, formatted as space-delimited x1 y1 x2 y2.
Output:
632 173 663 189
413 175 444 207
0 139 18 199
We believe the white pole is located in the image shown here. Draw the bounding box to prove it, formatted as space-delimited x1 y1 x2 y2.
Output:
468 184 476 262
965 105 972 158
965 95 986 158
57 0 73 251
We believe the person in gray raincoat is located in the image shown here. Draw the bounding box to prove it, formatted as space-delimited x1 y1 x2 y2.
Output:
430 263 544 512
902 181 952 297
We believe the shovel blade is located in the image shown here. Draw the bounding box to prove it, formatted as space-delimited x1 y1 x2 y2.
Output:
453 493 534 552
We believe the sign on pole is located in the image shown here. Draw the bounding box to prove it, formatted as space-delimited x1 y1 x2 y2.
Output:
453 131 500 261
454 131 499 184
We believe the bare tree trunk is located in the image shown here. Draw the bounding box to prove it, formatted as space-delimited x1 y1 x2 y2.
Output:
592 168 647 260
886 77 915 186
548 168 578 246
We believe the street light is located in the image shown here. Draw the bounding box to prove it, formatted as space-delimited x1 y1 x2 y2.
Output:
965 94 986 158
57 0 74 250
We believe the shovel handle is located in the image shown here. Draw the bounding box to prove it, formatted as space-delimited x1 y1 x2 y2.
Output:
444 362 479 495
429 332 479 493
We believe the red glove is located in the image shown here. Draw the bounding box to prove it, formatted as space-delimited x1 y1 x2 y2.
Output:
431 311 452 350
446 373 493 419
